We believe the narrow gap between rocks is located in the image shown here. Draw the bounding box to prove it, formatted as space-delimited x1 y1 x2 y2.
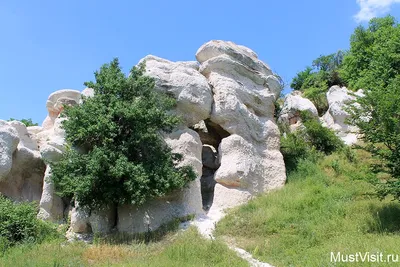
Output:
192 119 230 212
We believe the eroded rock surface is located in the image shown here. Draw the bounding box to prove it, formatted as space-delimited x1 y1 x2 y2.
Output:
278 91 318 131
321 86 364 145
196 40 286 211
0 120 45 202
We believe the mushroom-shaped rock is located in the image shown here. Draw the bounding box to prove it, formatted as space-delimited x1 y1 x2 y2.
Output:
42 89 81 130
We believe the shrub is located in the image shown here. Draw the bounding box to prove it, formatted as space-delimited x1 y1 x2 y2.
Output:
280 131 318 173
0 195 58 249
300 112 344 154
280 111 344 173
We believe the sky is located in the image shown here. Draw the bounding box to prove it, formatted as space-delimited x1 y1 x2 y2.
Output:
1 0 400 124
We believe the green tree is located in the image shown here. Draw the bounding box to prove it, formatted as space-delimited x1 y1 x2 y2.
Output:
290 66 313 91
7 118 38 127
343 16 400 201
340 15 400 90
290 51 345 115
50 59 196 210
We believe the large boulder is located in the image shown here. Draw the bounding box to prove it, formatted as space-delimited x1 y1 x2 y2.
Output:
0 120 19 180
195 40 286 211
140 55 213 126
0 120 45 202
321 86 364 145
117 127 203 233
69 203 116 234
278 91 318 131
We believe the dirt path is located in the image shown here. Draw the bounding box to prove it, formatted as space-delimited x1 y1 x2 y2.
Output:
187 208 275 267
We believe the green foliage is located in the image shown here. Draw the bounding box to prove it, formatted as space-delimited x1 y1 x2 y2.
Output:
340 16 400 90
290 51 345 115
280 129 319 173
7 118 38 127
280 111 344 173
343 16 400 202
300 111 344 154
0 195 59 250
50 59 196 210
290 66 313 91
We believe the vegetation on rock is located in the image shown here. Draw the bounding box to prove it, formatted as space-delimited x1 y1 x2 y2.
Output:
280 111 344 173
50 59 196 210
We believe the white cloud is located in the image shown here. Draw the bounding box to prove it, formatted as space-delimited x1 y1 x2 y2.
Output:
354 0 400 22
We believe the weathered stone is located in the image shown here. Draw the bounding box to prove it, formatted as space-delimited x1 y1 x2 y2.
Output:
140 55 213 126
321 86 364 145
278 91 318 131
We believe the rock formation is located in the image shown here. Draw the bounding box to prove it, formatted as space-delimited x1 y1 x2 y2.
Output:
278 91 318 131
321 86 364 145
0 120 45 202
0 40 287 236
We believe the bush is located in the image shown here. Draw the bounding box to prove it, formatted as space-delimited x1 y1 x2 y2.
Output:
0 195 58 249
280 131 319 173
300 111 344 154
50 59 196 210
280 111 344 173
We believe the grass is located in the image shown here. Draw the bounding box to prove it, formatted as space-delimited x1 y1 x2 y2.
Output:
215 148 400 266
0 227 248 267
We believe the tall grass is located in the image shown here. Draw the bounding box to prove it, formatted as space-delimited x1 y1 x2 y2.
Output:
216 149 400 266
0 228 247 267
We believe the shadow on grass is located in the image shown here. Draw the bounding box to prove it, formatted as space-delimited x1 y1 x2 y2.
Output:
367 203 400 234
93 215 193 245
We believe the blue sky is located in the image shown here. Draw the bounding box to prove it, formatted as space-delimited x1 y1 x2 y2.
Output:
1 0 400 124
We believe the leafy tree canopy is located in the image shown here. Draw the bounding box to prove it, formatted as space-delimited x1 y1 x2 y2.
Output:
290 51 345 115
50 59 196 210
344 16 400 202
340 15 400 90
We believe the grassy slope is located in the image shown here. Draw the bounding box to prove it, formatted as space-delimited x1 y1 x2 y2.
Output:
216 149 400 266
0 228 248 267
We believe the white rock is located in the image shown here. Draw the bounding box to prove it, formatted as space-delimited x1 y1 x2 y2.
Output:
321 86 364 145
42 89 81 130
0 120 19 180
89 205 116 234
81 87 95 98
139 55 213 126
69 205 90 233
196 41 280 142
0 120 45 202
215 134 285 193
37 167 64 222
278 91 318 131
38 90 81 222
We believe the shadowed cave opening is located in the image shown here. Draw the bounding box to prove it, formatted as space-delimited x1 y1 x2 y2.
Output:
192 119 230 212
